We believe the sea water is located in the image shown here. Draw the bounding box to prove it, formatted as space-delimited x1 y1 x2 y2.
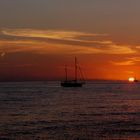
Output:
0 81 140 140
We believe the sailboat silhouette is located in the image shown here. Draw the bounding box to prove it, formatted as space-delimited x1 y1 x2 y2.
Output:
61 57 85 87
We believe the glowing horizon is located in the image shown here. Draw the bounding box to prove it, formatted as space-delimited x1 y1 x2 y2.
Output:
0 0 140 81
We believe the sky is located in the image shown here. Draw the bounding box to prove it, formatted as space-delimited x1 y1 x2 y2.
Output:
0 0 140 81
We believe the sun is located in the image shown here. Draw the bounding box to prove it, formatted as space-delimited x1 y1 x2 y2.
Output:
128 77 135 82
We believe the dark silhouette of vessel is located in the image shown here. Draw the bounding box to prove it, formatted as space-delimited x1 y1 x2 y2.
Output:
61 57 85 87
134 75 139 82
134 79 138 82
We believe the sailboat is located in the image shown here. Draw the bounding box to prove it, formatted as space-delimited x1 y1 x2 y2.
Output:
134 79 138 82
134 77 138 82
61 57 85 87
134 74 139 82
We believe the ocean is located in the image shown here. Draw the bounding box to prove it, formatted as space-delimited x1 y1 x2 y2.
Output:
0 81 140 140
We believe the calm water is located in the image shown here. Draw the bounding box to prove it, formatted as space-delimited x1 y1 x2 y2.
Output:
0 81 140 140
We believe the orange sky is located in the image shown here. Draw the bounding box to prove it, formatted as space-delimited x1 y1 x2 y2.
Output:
0 29 140 81
0 1 140 81
0 36 140 81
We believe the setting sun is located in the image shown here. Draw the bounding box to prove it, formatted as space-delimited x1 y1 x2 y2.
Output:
128 77 135 82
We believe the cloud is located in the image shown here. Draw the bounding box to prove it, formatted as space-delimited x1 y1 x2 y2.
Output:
125 71 135 74
111 57 140 66
104 44 136 54
0 39 136 55
111 60 135 66
2 28 106 41
0 28 138 55
0 40 44 53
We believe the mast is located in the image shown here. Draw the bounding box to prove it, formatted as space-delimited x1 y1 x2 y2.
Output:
78 65 85 82
75 57 77 81
65 65 68 81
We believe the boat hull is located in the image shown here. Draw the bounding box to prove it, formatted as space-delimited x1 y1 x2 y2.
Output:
61 81 84 87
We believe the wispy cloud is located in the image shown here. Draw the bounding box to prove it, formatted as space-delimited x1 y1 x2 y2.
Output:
111 57 140 66
0 28 138 55
111 60 135 66
2 28 106 41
